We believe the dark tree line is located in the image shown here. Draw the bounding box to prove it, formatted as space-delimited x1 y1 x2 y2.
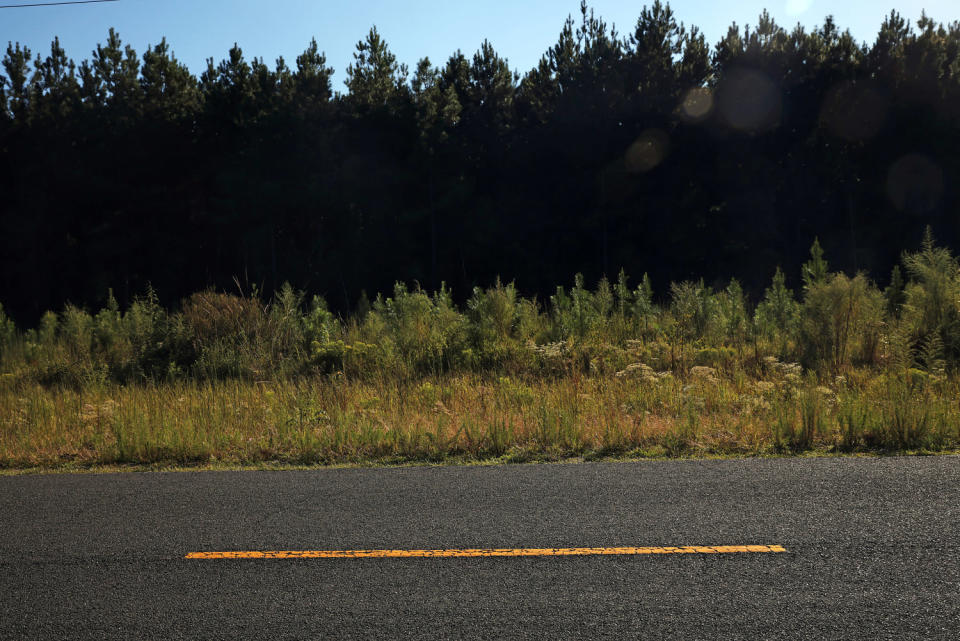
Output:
1 2 959 322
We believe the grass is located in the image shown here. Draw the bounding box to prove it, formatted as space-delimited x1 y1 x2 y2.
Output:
3 366 958 473
4 236 960 472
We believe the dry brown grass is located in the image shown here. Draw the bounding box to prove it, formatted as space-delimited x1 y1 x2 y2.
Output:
3 367 957 470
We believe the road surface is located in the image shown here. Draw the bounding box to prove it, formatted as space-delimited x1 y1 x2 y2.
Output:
1 457 958 639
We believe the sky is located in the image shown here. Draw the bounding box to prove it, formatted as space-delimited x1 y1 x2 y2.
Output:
1 0 958 86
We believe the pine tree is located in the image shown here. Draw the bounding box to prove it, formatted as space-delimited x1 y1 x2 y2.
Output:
140 38 200 123
801 238 829 290
755 267 799 351
627 0 686 103
31 37 80 124
2 43 32 122
91 28 142 119
293 38 334 118
615 269 630 317
885 265 906 317
200 44 256 128
632 273 655 333
466 40 515 132
345 26 408 113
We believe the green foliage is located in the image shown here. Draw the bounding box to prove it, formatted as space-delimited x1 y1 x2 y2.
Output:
344 26 408 112
900 228 960 368
884 266 906 318
304 294 346 373
4 11 960 338
885 320 914 372
801 238 829 290
0 303 15 358
2 42 33 121
799 273 885 371
182 290 265 379
633 273 656 334
715 280 750 351
465 280 543 371
366 283 467 376
836 396 869 452
140 38 200 122
917 332 945 376
551 274 601 340
8 255 960 469
693 346 736 369
293 37 334 117
669 280 716 343
754 268 799 354
875 376 935 451
467 279 519 342
38 312 58 347
6 231 960 394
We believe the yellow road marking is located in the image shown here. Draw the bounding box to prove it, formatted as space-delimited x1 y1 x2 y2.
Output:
186 545 787 559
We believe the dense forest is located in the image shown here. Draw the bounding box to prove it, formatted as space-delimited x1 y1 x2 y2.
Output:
1 2 959 323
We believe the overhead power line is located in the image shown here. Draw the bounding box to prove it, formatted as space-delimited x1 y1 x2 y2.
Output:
0 0 119 8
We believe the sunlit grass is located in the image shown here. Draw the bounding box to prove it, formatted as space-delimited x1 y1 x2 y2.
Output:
4 237 960 469
2 367 957 470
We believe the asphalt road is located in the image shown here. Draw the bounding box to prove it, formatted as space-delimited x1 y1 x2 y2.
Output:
1 457 958 640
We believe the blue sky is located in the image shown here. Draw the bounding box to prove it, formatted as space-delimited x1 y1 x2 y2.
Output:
1 1 958 86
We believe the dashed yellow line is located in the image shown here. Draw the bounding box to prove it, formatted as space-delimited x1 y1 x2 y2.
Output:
186 545 787 560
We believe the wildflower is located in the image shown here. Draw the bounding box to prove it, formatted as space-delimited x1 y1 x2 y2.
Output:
739 395 771 413
615 363 654 379
780 362 803 376
690 366 717 380
755 381 776 394
532 340 570 362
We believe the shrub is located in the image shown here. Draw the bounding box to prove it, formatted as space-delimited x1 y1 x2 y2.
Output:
629 272 657 337
799 273 885 372
754 267 799 357
0 303 15 359
38 311 57 347
305 294 349 373
112 289 192 381
714 279 750 351
900 228 960 369
182 290 269 379
551 274 596 339
60 305 95 362
693 346 737 369
367 282 467 376
669 280 716 343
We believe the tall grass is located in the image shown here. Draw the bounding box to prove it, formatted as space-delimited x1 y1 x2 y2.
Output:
2 234 960 468
2 370 956 469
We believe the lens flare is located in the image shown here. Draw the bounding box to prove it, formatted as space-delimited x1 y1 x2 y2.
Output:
625 129 669 173
717 68 781 132
821 81 888 141
681 87 713 121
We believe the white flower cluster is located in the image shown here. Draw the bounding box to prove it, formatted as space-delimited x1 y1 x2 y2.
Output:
615 362 671 383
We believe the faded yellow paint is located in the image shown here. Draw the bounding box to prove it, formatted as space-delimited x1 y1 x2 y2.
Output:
185 545 787 560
